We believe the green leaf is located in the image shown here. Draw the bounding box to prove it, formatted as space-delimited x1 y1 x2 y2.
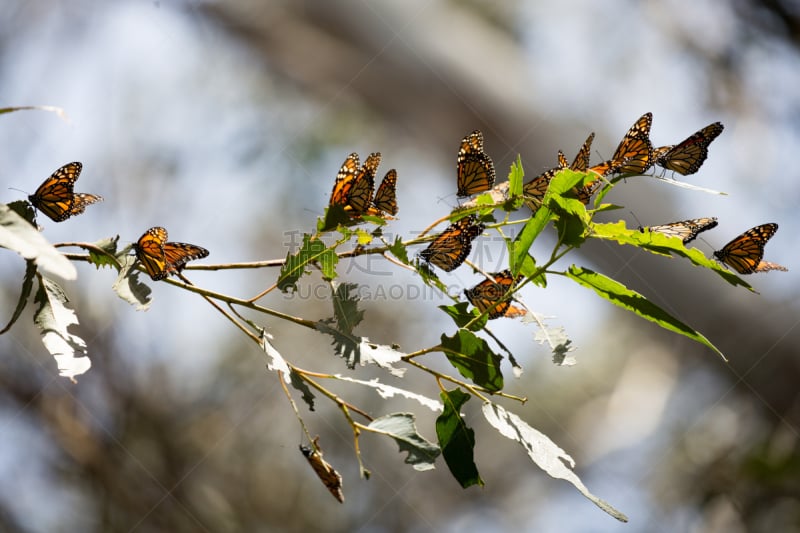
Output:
366 413 440 471
437 389 483 488
112 256 152 311
290 370 316 411
387 235 410 264
438 302 487 331
0 203 76 280
355 229 373 246
318 203 354 232
277 233 338 292
509 203 551 276
566 265 726 361
33 276 90 381
482 401 628 523
87 235 120 269
508 155 524 198
0 260 36 334
590 220 753 290
440 329 504 392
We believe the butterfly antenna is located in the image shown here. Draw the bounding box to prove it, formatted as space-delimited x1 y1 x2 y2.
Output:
629 210 644 230
8 187 28 195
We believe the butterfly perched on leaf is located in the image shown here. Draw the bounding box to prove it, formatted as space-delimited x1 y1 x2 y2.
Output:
653 122 724 176
525 132 599 211
134 226 210 281
641 217 718 244
369 169 398 216
419 214 484 272
464 269 526 319
713 223 788 274
299 437 344 504
456 130 496 197
27 162 103 222
329 152 380 215
522 166 560 212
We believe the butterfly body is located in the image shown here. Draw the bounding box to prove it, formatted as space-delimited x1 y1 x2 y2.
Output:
456 130 495 197
28 162 103 222
642 217 718 244
713 223 787 274
609 112 654 175
135 226 209 281
419 215 484 272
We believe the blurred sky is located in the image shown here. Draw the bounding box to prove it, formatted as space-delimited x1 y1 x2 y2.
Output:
0 1 798 531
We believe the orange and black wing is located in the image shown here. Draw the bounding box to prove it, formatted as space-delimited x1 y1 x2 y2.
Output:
135 227 169 280
372 169 398 216
570 132 595 172
523 167 559 212
162 241 209 276
28 162 102 222
457 130 495 197
419 215 484 272
329 153 360 208
464 269 524 319
645 217 718 244
610 112 654 175
654 122 724 176
346 152 379 214
713 223 779 274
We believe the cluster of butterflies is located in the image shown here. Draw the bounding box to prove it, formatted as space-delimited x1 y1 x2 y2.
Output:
26 161 209 281
328 152 398 217
413 119 787 320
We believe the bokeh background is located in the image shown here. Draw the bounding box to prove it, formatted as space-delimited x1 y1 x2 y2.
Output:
1 1 799 531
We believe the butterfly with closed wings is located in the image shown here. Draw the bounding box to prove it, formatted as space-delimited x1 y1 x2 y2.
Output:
713 223 788 274
456 130 495 197
464 269 526 319
135 227 210 281
653 122 724 176
419 215 484 272
641 217 719 245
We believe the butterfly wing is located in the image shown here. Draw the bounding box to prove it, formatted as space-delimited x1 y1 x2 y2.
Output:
464 270 521 319
330 153 359 208
522 167 559 211
753 260 788 273
419 215 484 272
163 241 210 275
457 130 495 197
713 223 778 274
346 152 379 214
654 122 724 175
611 113 654 174
372 169 398 216
570 132 595 172
647 217 718 244
28 162 85 222
135 227 169 280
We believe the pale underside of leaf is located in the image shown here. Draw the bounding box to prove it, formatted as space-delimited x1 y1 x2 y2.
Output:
34 277 90 381
333 375 442 411
366 413 440 471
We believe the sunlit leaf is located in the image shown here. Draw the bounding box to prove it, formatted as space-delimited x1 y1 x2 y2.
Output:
277 233 338 292
482 402 628 522
387 235 410 264
333 375 441 411
87 235 120 269
438 302 487 331
437 389 483 488
0 203 76 280
0 260 36 334
566 265 726 361
33 276 90 381
523 312 576 366
367 413 440 471
112 256 152 311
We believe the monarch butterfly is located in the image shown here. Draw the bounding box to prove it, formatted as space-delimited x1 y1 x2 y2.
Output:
522 167 559 211
419 214 484 272
457 130 495 197
135 227 210 281
299 437 344 504
371 169 398 216
641 217 718 244
654 122 724 176
713 223 788 274
569 132 595 172
464 269 526 319
27 162 103 222
329 152 379 215
609 112 654 175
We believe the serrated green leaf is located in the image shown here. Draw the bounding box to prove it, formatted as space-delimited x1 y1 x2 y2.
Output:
355 229 373 246
387 235 410 264
290 370 316 411
438 302 487 331
509 204 550 277
367 413 440 471
318 203 354 232
0 260 36 334
440 329 504 392
0 203 76 280
590 220 753 290
112 256 152 311
87 235 120 269
33 276 90 381
566 265 726 361
437 389 483 488
277 234 338 292
508 155 524 199
482 402 628 522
